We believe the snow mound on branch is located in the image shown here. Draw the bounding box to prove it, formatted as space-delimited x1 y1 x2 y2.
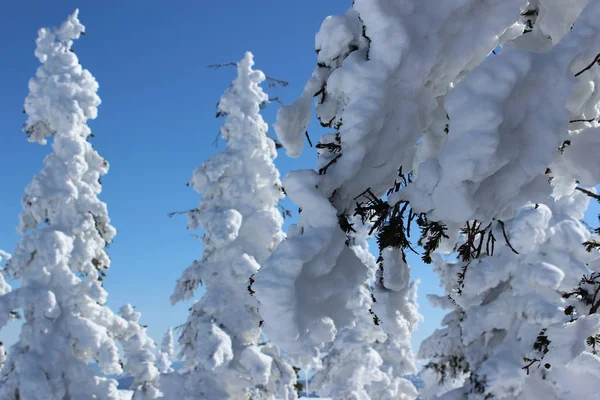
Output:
405 0 600 223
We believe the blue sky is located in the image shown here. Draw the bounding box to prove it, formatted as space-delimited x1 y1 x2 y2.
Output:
1 0 465 359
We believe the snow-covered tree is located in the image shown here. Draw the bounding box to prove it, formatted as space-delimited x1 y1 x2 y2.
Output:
118 305 162 399
0 11 145 399
420 190 600 399
308 220 421 400
255 0 600 385
156 328 174 374
0 250 11 371
164 52 297 399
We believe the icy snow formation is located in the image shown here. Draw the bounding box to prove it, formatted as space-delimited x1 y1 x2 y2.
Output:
420 190 600 399
0 11 153 399
403 0 600 224
165 52 297 400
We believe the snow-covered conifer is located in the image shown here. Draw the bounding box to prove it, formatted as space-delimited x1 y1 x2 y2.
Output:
0 250 10 371
165 52 296 399
0 11 133 399
156 328 174 374
420 191 600 399
118 305 162 399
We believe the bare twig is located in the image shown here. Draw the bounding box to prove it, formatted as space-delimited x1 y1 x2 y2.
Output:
167 209 196 218
207 62 236 69
496 219 520 255
265 75 289 88
522 358 540 375
268 96 284 106
305 131 313 147
570 118 596 123
576 186 600 202
212 130 221 147
208 63 289 88
575 54 600 77
319 154 342 175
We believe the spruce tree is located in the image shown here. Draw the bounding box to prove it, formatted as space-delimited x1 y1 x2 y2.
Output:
0 11 153 399
165 52 297 399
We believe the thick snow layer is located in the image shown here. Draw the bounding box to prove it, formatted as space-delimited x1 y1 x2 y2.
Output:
254 170 369 365
404 0 600 224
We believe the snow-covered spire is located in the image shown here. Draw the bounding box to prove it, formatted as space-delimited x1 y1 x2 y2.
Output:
165 52 296 399
0 11 130 399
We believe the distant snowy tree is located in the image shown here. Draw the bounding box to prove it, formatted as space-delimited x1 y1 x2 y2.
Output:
255 0 600 398
165 52 297 399
118 305 162 399
0 250 11 371
156 328 174 374
0 11 145 399
420 191 600 399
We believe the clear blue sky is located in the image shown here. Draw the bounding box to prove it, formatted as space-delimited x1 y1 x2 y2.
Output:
2 0 459 359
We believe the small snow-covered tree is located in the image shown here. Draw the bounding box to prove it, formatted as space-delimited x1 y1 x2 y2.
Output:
420 190 600 399
165 52 297 399
118 305 162 399
0 11 144 399
0 250 11 371
156 328 174 374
